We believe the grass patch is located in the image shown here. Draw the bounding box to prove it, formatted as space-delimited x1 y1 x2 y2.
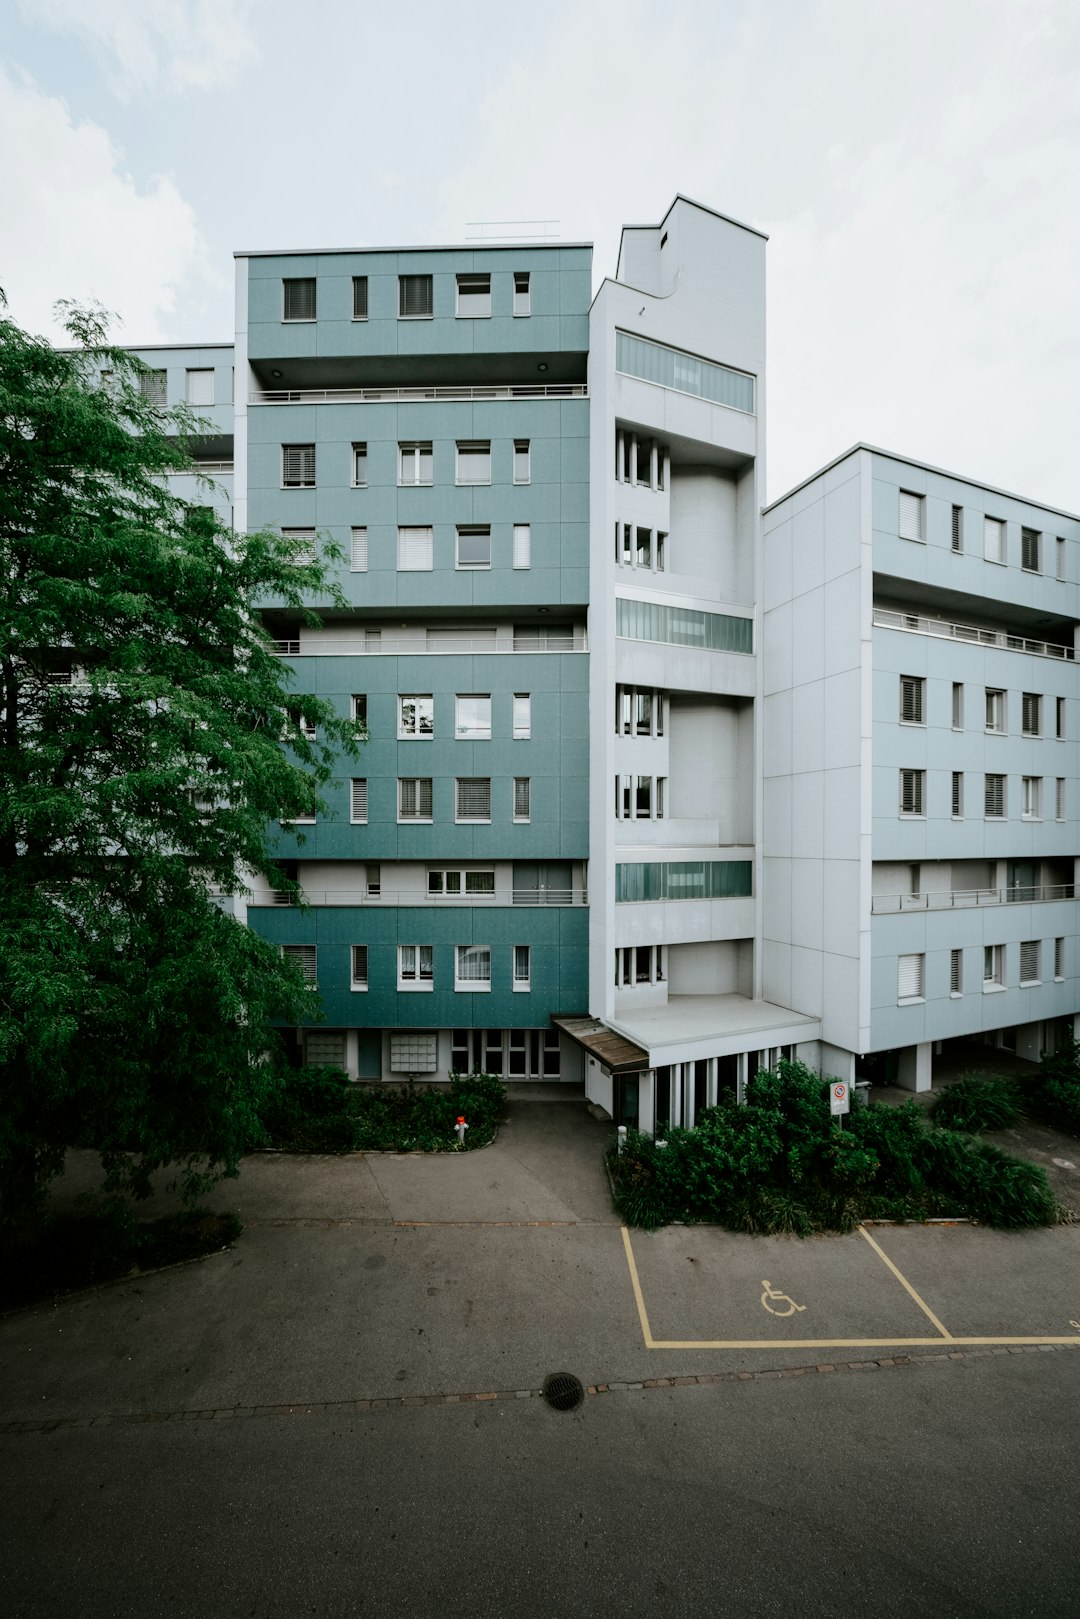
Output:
259 1068 507 1153
929 1073 1024 1133
609 1059 1060 1234
1 1205 242 1310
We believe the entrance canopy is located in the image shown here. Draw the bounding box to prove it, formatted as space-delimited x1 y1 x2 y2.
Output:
551 1015 649 1075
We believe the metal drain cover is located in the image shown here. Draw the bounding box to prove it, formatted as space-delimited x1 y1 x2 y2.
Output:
542 1372 584 1411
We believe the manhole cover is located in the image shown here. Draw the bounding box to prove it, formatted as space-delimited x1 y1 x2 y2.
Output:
542 1372 584 1412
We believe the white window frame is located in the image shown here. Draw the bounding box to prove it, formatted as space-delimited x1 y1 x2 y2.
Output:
349 527 369 572
185 368 214 406
513 945 531 991
456 525 491 570
513 272 531 316
1056 696 1066 739
513 439 531 483
1019 940 1041 986
984 773 1006 818
350 944 368 991
1021 527 1041 573
455 944 491 991
399 274 433 318
350 779 368 824
352 276 368 321
897 953 925 1003
455 777 491 822
984 515 1006 564
951 682 964 730
513 777 531 822
1056 777 1066 821
983 944 1005 990
281 527 316 563
282 944 317 983
455 695 491 740
399 944 434 990
985 688 1006 734
282 444 316 488
398 441 433 486
951 505 964 553
951 771 964 818
513 694 531 739
513 523 531 570
899 675 925 725
455 441 491 486
282 277 316 322
398 777 433 821
898 490 925 543
1054 937 1065 980
1021 692 1042 736
397 526 434 571
1056 537 1066 581
351 442 368 487
950 948 963 997
140 369 167 407
428 869 495 898
899 769 925 817
455 273 491 318
351 694 367 725
1021 776 1042 820
398 695 434 739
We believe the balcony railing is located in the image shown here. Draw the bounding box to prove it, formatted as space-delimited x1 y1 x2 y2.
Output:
250 383 587 405
268 632 587 656
873 607 1075 661
254 887 585 908
172 461 235 475
872 883 1075 914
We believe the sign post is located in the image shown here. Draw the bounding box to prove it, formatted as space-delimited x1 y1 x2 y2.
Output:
830 1081 850 1129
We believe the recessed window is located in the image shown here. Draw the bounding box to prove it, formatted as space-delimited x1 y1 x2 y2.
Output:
615 686 665 737
351 443 368 487
455 945 491 991
513 945 531 991
897 953 925 1003
1056 537 1066 580
1054 938 1065 979
951 505 964 553
456 441 491 485
397 526 433 571
350 779 368 823
399 274 433 318
950 948 963 996
1022 527 1041 572
513 272 531 316
456 273 491 317
615 775 667 820
984 773 1006 818
899 769 925 816
951 771 963 817
399 944 433 989
513 694 531 739
186 368 214 406
898 490 925 543
513 439 531 483
1020 940 1041 985
899 675 925 725
398 778 433 820
282 444 316 488
455 695 491 740
1056 777 1066 820
366 863 380 896
350 527 368 572
281 527 316 563
983 944 1005 989
428 869 495 897
1022 693 1042 736
399 695 433 738
513 777 531 822
456 777 491 821
139 369 167 407
398 441 433 486
282 944 317 983
985 688 1006 733
952 682 964 729
350 945 368 990
615 945 666 988
283 278 316 321
984 515 1006 564
351 694 368 725
513 523 531 569
1056 696 1066 739
456 525 491 570
1022 776 1042 819
352 277 369 320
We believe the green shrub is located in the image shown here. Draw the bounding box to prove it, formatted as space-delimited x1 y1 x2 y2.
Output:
259 1068 507 1153
925 1130 1059 1228
1024 1039 1080 1136
929 1073 1024 1133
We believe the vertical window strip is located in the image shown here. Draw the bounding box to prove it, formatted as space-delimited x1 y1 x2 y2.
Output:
350 527 368 571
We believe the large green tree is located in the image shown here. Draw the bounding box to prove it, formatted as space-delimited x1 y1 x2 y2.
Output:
0 296 360 1222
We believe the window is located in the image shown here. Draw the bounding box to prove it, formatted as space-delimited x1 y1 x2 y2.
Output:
1056 537 1066 580
139 369 167 407
1022 776 1042 819
900 769 925 816
1020 940 1041 985
398 442 433 485
186 368 214 406
456 777 491 821
513 440 531 483
615 775 667 820
616 330 754 413
615 945 666 987
282 527 316 563
350 945 368 990
366 862 380 896
456 273 491 317
456 525 491 569
350 779 368 823
513 694 531 739
1022 527 1041 572
399 945 433 988
952 771 964 817
428 869 495 897
951 505 963 553
1056 778 1066 820
983 945 1004 988
350 527 368 572
513 945 531 991
897 953 925 1002
513 272 531 316
455 945 491 990
984 773 1006 817
615 686 665 737
1056 697 1066 739
984 515 1006 564
282 944 317 983
985 688 1005 733
455 695 491 739
283 278 316 321
352 277 368 320
899 675 925 725
1022 692 1042 736
351 443 368 486
351 694 368 725
398 526 433 571
399 695 433 738
952 682 964 729
1054 938 1065 979
513 777 531 822
616 597 752 653
282 444 316 488
898 490 925 543
398 777 433 820
513 524 531 569
615 861 752 903
950 949 963 996
456 441 491 485
399 274 433 317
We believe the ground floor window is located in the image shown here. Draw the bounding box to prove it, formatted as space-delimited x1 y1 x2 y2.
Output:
452 1027 560 1078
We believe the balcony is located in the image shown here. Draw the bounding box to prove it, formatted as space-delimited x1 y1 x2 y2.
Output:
871 883 1075 915
268 631 588 656
873 607 1074 662
250 383 587 406
253 886 586 908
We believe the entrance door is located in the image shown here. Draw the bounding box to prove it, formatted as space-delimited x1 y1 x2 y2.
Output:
1008 860 1037 902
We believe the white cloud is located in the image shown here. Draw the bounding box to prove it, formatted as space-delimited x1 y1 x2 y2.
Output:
0 65 220 341
20 0 257 97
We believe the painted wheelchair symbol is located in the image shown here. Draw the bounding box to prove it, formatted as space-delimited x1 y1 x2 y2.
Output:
761 1280 807 1318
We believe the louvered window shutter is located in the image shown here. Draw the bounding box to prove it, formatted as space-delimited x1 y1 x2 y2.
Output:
984 517 1005 562
351 528 368 571
1020 941 1039 982
898 491 924 541
352 277 368 319
351 779 368 822
897 954 924 999
513 524 531 569
514 778 531 818
900 677 923 723
950 950 962 994
457 779 491 819
400 275 433 316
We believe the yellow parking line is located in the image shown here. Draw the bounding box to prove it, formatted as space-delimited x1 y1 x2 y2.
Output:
857 1223 953 1340
621 1226 658 1348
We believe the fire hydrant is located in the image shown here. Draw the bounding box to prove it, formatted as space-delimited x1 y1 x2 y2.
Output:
454 1115 469 1146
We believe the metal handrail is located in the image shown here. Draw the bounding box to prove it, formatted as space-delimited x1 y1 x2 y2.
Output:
253 887 585 908
871 883 1075 914
873 607 1074 661
269 634 587 656
250 383 587 405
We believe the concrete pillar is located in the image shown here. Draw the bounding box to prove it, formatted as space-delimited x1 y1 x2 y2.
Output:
344 1029 359 1081
650 441 659 489
629 433 638 486
615 429 624 482
820 1044 856 1085
896 1042 933 1093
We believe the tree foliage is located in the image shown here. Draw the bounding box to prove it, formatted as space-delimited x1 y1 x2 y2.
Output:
0 294 362 1221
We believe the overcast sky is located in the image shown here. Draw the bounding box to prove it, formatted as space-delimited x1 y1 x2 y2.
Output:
1 0 1077 508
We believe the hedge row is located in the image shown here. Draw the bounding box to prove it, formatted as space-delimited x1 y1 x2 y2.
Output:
258 1068 508 1153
